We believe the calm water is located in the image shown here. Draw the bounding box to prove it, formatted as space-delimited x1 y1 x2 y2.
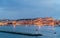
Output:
0 25 60 38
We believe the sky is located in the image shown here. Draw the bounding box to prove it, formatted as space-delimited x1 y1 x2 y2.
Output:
0 0 60 19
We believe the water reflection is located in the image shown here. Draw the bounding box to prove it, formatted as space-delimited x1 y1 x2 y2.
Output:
0 25 59 38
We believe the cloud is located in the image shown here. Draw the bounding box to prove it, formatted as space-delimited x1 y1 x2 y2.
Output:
0 0 60 19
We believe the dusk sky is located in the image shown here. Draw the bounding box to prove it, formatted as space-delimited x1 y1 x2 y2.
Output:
0 0 60 19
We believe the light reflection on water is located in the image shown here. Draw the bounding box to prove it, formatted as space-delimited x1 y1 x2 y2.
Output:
0 25 60 38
